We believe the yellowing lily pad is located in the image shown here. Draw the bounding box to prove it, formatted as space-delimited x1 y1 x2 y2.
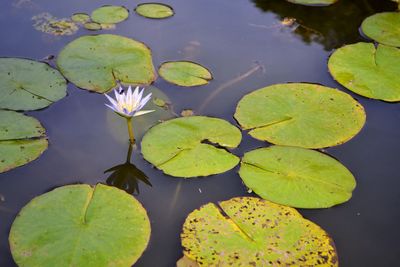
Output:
71 13 90 24
57 34 156 93
234 83 366 149
239 146 356 208
9 184 151 267
361 12 400 47
158 61 212 87
141 116 241 178
0 58 67 111
0 110 48 173
91 5 129 24
181 197 338 266
285 0 338 6
328 42 400 102
135 3 174 19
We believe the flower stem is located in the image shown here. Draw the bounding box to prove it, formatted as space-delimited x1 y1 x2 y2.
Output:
126 118 135 144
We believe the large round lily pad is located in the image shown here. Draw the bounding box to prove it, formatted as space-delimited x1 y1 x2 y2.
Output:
361 12 400 47
234 83 366 149
285 0 338 6
181 197 338 266
0 110 48 173
328 42 400 102
9 183 151 267
158 61 212 87
141 116 241 177
91 6 129 24
0 58 67 111
239 146 356 208
57 34 156 93
135 3 174 19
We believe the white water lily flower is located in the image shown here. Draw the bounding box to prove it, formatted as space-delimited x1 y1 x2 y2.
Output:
105 86 154 118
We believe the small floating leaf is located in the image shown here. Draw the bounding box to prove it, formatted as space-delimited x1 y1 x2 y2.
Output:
135 3 174 19
361 12 400 47
235 83 365 148
83 22 102 31
239 146 356 208
9 184 151 267
181 197 338 266
328 42 400 102
141 116 241 178
0 110 48 173
91 5 129 24
71 13 90 24
0 58 67 111
57 34 156 93
100 23 116 30
285 0 338 6
158 61 212 87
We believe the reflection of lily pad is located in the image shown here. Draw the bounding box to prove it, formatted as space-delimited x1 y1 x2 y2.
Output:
71 13 90 24
328 42 400 102
181 197 338 266
83 22 102 31
141 116 241 178
234 83 366 148
0 110 48 173
135 3 174 19
0 58 67 111
158 61 212 87
91 5 129 24
10 184 151 267
239 146 356 208
361 12 400 47
57 34 156 93
285 0 338 6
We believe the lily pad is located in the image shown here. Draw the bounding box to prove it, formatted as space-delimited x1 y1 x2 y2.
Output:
57 34 156 93
91 5 129 24
234 83 366 149
141 116 241 178
83 22 102 31
285 0 338 6
239 146 356 208
361 12 400 47
0 58 67 111
71 13 90 24
328 42 400 102
158 61 212 87
0 110 48 173
135 3 174 19
9 184 151 267
181 197 338 266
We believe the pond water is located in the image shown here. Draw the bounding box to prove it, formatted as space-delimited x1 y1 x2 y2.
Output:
0 0 399 266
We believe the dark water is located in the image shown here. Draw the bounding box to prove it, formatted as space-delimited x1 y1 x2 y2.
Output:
1 0 399 266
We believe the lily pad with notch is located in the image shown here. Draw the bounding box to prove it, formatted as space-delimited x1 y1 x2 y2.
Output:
0 58 67 111
158 61 212 87
91 5 129 24
234 83 366 149
0 110 48 173
135 3 174 19
328 42 400 102
180 197 338 266
361 12 400 47
285 0 338 6
141 116 241 178
9 183 151 267
57 34 156 93
239 146 356 208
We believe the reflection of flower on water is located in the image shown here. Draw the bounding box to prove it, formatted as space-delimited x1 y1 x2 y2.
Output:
105 144 151 195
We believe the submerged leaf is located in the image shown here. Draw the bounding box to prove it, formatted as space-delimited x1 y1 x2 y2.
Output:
361 12 400 47
135 3 174 19
158 61 212 87
32 12 78 36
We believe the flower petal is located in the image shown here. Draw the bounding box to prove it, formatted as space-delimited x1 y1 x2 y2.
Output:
133 110 155 117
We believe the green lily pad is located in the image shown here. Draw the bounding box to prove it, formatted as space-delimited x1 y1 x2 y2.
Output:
0 58 67 111
328 42 400 102
135 3 174 19
57 34 156 93
0 110 48 173
234 83 366 149
9 183 151 267
83 22 102 31
361 12 400 47
91 5 129 24
141 116 241 178
71 13 90 24
285 0 338 6
239 146 356 208
181 197 338 266
158 61 212 87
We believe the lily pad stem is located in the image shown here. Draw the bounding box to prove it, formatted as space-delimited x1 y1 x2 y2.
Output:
126 117 135 144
